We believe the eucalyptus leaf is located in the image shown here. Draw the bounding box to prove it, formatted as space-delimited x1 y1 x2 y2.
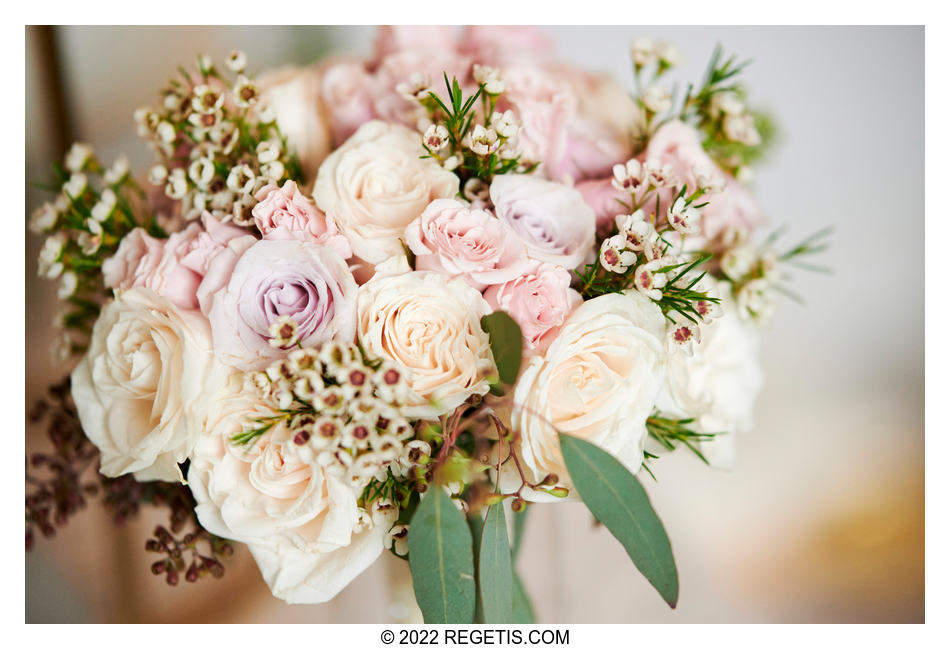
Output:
558 433 679 608
478 505 513 623
468 514 485 624
512 574 536 624
480 311 523 384
512 507 528 559
408 488 476 623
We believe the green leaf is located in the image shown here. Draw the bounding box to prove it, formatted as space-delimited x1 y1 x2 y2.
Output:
512 574 536 623
558 433 679 608
512 507 528 560
408 487 476 623
478 505 513 623
467 514 486 624
480 311 523 385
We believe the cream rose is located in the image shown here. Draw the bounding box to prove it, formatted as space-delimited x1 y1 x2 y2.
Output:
313 120 460 264
70 287 229 482
357 270 495 418
507 291 667 501
257 65 333 185
188 375 396 603
656 288 763 469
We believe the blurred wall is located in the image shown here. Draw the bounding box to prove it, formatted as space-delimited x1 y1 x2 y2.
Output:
24 25 924 623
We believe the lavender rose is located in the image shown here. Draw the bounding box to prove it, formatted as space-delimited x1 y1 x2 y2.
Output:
489 174 596 269
201 239 358 370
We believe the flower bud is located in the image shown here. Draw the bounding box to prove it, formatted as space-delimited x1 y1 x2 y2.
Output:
512 498 527 513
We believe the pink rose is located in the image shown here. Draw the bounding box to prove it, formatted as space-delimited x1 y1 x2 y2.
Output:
702 180 764 241
252 180 351 258
319 59 378 146
575 178 629 233
404 198 531 290
102 228 164 292
645 120 725 191
373 50 473 127
180 212 248 278
499 66 576 179
374 26 459 61
461 26 553 66
548 117 631 183
201 239 359 370
103 222 233 311
484 263 582 352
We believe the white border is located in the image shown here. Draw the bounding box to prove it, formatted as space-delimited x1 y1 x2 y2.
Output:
6 3 943 643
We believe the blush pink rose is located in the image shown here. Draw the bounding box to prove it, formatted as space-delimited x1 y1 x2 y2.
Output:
484 263 582 352
645 120 726 191
180 212 248 278
702 179 765 240
102 228 164 292
575 178 629 233
252 180 351 258
404 198 531 290
319 59 378 147
461 26 553 66
374 26 459 61
373 50 474 127
547 118 631 183
103 220 242 311
499 66 576 179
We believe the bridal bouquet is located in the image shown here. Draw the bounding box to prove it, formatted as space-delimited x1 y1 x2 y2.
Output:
26 26 827 622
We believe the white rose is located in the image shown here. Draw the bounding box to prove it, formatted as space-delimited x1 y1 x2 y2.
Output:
187 376 396 604
357 270 495 419
257 65 333 185
656 289 764 469
314 120 460 264
70 287 229 482
490 174 596 270
506 291 667 501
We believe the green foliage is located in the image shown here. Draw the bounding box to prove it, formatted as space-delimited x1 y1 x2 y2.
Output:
558 433 679 608
646 413 719 466
675 44 774 174
574 250 720 324
420 73 537 184
511 575 536 623
478 505 514 623
481 311 524 386
408 487 476 623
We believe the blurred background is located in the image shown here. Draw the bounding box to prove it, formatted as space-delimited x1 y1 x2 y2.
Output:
24 26 923 623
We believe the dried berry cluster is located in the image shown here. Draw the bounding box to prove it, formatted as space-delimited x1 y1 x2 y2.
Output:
26 378 232 585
